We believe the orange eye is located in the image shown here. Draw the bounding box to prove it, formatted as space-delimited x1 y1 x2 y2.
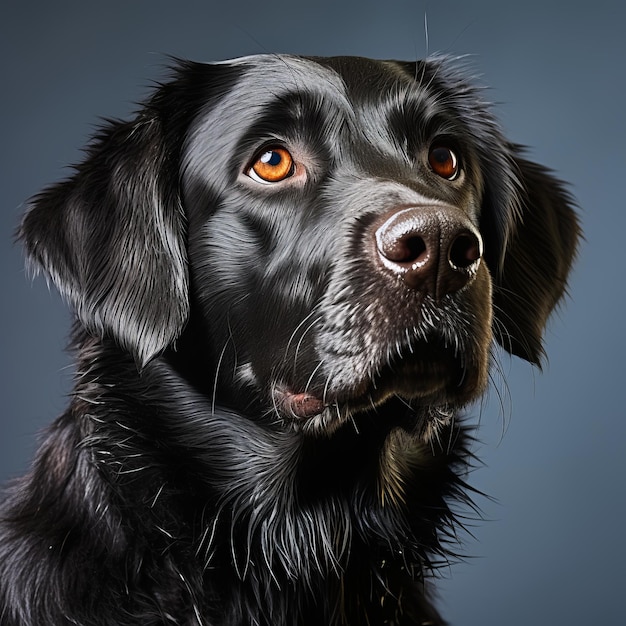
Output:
249 147 295 183
428 145 459 180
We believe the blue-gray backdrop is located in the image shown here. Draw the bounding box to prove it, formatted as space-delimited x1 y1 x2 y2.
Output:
1 1 623 624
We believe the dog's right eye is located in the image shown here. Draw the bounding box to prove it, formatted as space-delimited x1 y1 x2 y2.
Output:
428 145 460 180
247 148 296 184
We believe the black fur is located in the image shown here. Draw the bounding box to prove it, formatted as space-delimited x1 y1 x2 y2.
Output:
1 55 579 625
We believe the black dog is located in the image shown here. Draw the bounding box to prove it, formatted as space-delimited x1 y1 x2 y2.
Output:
0 55 579 625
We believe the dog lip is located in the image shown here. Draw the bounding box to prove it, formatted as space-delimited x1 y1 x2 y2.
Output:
275 348 470 421
278 389 327 418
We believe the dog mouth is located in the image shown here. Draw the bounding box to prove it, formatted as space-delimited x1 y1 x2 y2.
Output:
273 341 476 427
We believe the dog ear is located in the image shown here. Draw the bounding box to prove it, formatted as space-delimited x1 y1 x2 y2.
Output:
19 113 189 368
485 150 580 365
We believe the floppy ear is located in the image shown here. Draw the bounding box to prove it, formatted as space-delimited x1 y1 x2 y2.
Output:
487 151 580 365
19 113 189 368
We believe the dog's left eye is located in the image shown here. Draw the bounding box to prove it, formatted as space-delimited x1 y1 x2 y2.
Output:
248 148 296 184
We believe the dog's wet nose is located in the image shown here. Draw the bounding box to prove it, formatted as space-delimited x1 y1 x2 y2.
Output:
375 206 483 298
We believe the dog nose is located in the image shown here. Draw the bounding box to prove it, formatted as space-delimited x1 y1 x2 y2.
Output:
375 206 483 299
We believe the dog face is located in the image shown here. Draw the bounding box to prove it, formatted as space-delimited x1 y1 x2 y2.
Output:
21 55 579 440
182 56 493 435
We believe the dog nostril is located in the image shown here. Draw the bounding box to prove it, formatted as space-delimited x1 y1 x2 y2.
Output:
384 235 427 264
449 233 481 270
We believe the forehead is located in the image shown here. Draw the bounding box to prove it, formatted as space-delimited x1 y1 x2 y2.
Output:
184 54 438 145
200 54 451 128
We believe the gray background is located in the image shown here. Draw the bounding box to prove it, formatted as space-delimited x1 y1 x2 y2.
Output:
1 1 623 624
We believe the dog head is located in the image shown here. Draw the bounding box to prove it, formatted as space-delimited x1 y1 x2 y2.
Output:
20 54 580 436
